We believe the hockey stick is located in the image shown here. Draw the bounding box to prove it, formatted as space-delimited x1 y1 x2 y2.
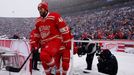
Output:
5 48 34 72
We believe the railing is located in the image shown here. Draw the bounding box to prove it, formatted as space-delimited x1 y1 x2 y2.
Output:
0 39 30 72
68 39 134 75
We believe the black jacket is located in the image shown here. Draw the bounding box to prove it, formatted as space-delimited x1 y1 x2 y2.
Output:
97 50 118 75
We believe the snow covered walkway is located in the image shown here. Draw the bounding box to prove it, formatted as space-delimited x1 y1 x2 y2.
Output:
0 51 134 75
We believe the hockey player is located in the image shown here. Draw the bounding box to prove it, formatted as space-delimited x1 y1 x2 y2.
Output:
29 29 40 71
55 41 78 75
31 2 73 75
29 29 41 74
55 44 70 75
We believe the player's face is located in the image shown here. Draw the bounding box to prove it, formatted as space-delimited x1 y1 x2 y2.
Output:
38 7 48 17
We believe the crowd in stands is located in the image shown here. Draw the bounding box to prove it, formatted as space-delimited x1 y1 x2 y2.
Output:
64 4 134 40
0 2 134 40
0 18 35 39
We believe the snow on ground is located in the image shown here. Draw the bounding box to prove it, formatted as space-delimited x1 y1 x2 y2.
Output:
73 51 134 75
0 51 134 75
113 52 134 75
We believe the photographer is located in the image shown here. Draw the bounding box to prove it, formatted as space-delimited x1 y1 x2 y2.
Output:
77 33 96 73
97 49 118 75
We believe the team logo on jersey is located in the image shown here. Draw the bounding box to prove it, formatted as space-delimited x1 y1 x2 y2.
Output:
39 25 50 38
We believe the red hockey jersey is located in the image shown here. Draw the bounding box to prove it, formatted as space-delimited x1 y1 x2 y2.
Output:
35 12 72 48
29 29 40 49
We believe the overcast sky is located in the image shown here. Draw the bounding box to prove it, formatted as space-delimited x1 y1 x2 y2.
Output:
0 0 41 17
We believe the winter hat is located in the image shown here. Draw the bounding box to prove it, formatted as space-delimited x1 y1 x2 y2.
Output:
38 2 48 10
